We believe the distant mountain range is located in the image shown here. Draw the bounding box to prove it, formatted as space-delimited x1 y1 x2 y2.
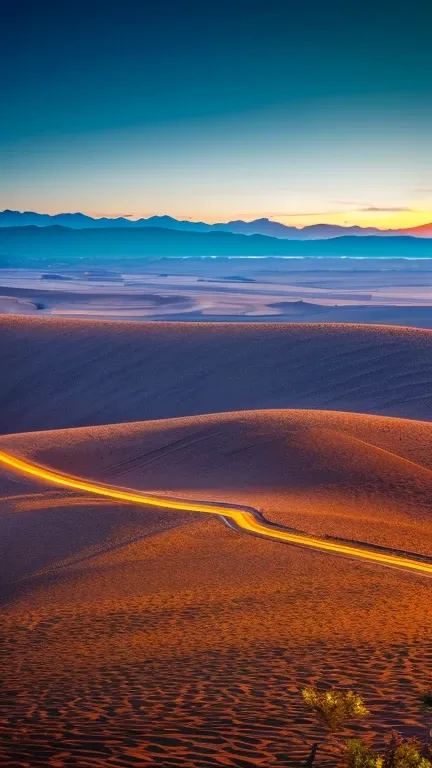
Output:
0 225 430 267
401 222 432 237
1 209 431 239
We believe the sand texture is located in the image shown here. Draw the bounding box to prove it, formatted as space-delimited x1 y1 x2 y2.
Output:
1 316 432 435
0 317 431 767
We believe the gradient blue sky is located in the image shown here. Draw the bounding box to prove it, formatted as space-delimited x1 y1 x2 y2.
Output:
1 0 432 227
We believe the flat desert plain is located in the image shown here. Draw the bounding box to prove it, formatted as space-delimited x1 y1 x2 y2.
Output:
0 315 431 767
1 257 432 327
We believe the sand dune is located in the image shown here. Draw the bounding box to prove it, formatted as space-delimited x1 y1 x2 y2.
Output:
3 290 432 327
1 316 432 767
1 408 431 766
1 409 431 581
1 316 431 435
0 295 41 314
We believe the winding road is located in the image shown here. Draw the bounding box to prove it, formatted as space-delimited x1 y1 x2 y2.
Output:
0 448 431 577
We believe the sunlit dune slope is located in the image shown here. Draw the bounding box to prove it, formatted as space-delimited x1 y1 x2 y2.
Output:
1 408 431 645
1 315 431 434
1 409 430 583
1 409 431 767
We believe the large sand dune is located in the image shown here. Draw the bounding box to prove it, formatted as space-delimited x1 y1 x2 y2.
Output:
1 316 431 434
0 409 431 765
1 317 431 767
1 409 431 567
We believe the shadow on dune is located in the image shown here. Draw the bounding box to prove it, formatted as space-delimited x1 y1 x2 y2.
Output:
0 518 198 608
1 317 431 434
0 491 194 604
0 408 431 605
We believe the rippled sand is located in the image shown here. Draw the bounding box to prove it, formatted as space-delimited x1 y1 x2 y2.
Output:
1 408 431 766
1 318 431 766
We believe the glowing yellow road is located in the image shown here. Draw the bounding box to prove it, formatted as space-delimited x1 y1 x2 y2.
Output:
0 448 431 577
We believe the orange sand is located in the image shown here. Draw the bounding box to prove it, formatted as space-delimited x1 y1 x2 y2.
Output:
1 408 431 766
0 317 431 767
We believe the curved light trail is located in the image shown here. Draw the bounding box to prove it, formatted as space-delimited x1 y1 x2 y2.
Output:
0 449 431 577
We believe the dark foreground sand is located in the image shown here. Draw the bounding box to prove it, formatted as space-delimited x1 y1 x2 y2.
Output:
0 408 431 767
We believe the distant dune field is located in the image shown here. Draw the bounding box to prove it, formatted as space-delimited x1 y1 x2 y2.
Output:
2 260 432 326
1 316 431 434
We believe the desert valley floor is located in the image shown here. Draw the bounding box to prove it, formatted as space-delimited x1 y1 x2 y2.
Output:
1 258 432 327
0 316 431 767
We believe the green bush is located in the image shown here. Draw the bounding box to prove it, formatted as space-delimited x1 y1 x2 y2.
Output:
300 687 432 768
302 686 369 733
382 734 432 768
344 739 382 768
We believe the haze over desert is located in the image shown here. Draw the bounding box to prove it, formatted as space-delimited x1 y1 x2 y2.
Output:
1 258 432 327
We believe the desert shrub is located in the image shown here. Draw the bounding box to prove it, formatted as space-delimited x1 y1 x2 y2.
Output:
382 733 432 768
302 686 369 733
341 736 432 768
300 687 431 768
343 739 382 768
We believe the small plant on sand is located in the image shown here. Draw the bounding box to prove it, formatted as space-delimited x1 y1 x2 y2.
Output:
302 687 369 733
343 738 382 768
301 686 369 765
299 687 432 767
381 732 432 768
340 734 432 768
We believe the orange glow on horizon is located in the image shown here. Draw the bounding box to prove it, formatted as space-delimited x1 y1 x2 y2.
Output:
8 206 432 231
274 210 432 231
108 210 432 230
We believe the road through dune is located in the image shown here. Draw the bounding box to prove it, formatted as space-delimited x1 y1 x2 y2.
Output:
1 444 431 576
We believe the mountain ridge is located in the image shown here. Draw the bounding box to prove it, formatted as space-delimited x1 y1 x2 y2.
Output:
0 224 431 266
1 209 430 239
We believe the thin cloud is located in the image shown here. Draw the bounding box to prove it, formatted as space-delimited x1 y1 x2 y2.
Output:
362 206 413 213
237 204 414 219
86 212 135 219
235 211 342 219
333 200 413 213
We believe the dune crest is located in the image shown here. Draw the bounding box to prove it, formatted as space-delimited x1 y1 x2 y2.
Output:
1 408 430 587
1 408 432 766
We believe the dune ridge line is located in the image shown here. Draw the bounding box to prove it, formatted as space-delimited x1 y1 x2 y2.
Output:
1 448 431 577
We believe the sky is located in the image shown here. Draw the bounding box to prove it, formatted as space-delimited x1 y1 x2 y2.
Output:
1 0 432 229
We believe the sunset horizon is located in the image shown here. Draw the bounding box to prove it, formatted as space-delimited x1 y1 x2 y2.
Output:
2 205 432 231
2 2 431 237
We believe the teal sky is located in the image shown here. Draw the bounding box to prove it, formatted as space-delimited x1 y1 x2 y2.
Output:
1 0 432 228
